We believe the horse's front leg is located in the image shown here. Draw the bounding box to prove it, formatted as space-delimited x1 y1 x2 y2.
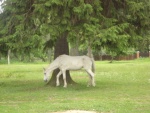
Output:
86 69 95 87
62 70 67 88
87 75 92 87
56 71 62 86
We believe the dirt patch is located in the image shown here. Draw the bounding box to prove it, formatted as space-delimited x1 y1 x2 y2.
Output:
53 110 96 113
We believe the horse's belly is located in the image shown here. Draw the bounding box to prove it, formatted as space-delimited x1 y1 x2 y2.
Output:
63 63 83 70
68 66 83 70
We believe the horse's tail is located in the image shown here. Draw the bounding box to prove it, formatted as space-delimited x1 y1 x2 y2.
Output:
91 58 95 73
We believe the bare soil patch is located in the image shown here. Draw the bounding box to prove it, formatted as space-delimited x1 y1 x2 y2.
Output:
52 110 96 113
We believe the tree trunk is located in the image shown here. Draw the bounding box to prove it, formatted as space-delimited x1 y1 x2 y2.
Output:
0 53 1 60
87 41 94 58
47 32 75 86
7 49 11 65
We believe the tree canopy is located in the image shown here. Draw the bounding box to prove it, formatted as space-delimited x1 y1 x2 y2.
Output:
0 0 150 61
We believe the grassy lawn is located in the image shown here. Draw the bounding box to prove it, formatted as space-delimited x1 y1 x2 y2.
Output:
0 59 150 113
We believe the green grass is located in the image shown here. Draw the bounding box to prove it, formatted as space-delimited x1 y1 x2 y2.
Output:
0 59 150 113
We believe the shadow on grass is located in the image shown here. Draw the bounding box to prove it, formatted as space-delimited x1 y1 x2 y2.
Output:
0 78 136 94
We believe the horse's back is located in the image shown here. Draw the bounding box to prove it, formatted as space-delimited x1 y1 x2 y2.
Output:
56 55 92 70
58 54 84 64
58 54 91 62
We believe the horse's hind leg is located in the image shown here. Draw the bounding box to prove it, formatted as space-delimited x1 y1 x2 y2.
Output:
87 75 92 87
56 71 62 86
86 69 95 87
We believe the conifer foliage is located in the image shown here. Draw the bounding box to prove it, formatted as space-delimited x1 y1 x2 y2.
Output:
0 0 149 58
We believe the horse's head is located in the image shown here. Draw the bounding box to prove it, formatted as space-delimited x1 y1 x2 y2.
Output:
43 68 48 82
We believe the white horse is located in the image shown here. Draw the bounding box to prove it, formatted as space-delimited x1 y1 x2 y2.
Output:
43 54 95 88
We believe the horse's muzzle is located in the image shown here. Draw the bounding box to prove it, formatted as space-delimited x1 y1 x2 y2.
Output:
44 79 47 82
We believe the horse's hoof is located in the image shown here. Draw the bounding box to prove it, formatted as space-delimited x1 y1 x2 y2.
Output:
63 85 67 88
87 84 90 87
56 84 60 87
93 84 96 87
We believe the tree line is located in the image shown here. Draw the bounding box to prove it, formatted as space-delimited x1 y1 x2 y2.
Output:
0 0 150 62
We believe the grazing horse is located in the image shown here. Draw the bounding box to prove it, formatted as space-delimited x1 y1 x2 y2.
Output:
43 54 95 88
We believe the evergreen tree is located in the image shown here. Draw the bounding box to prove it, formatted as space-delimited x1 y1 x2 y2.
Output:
93 0 150 59
0 0 43 61
33 0 103 86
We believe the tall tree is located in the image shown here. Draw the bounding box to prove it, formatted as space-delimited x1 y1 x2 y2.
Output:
33 0 103 86
92 0 150 59
0 0 43 61
48 32 74 86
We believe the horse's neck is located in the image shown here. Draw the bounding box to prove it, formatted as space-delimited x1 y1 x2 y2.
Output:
47 59 59 72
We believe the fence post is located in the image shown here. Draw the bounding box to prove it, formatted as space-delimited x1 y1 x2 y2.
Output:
149 51 150 58
136 51 140 59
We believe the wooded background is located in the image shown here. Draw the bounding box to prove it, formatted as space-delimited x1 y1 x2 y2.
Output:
0 0 150 62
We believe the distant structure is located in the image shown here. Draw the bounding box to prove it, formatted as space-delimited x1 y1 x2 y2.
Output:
94 51 150 61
